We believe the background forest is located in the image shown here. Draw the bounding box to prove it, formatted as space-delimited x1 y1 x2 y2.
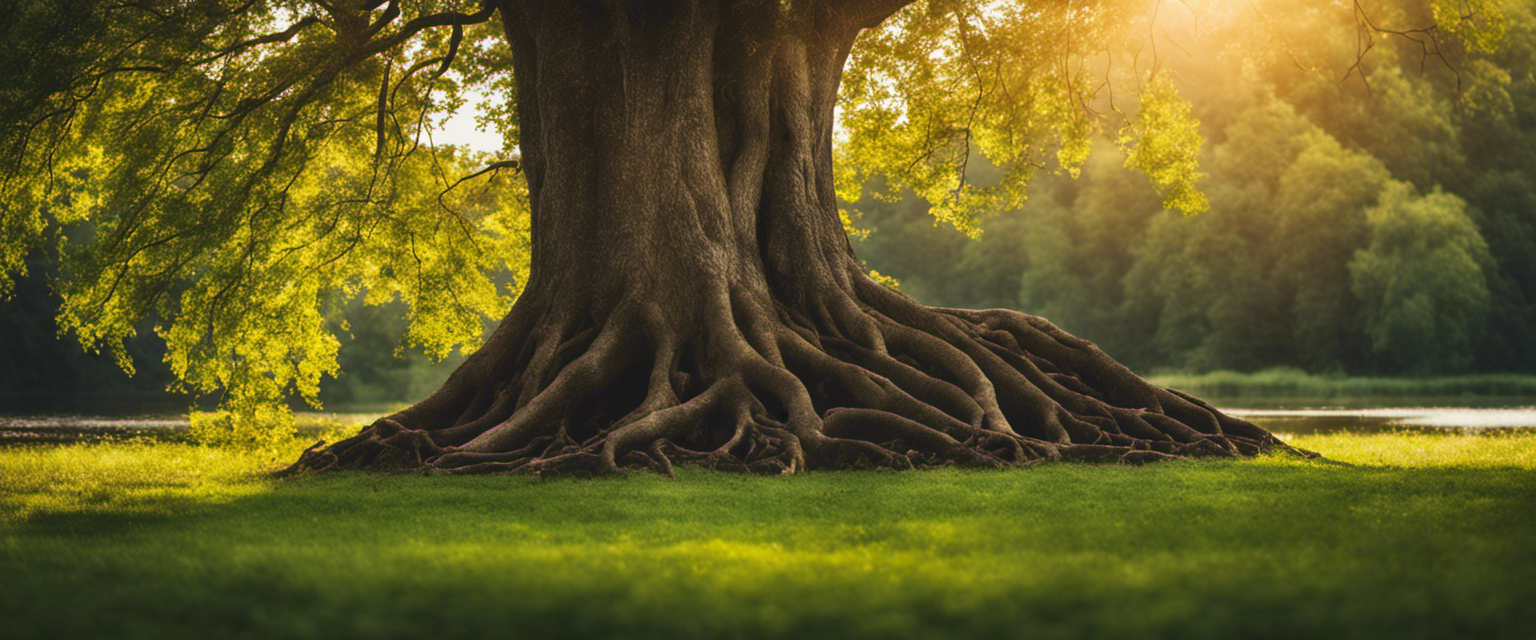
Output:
3 0 1534 411
852 0 1536 378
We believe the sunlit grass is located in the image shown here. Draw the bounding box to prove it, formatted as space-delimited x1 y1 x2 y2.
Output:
1290 431 1536 467
2 432 1533 639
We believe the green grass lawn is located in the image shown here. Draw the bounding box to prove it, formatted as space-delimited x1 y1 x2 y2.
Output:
2 432 1533 640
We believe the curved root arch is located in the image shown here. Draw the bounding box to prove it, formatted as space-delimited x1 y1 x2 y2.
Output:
285 279 1312 477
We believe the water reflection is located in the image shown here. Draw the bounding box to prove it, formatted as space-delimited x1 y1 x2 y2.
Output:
0 412 388 446
2 406 1534 445
1227 407 1536 436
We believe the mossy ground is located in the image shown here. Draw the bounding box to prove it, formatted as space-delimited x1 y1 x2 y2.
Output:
2 431 1533 639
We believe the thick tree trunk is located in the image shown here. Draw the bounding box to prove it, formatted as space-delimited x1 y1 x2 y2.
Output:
287 0 1306 476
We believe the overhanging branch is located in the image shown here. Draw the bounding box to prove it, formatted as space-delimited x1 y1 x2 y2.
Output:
362 6 497 58
194 16 322 65
832 0 918 30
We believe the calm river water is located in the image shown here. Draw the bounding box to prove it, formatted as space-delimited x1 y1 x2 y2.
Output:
1 404 1533 445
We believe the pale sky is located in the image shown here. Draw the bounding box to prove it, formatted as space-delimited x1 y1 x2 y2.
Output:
435 102 503 153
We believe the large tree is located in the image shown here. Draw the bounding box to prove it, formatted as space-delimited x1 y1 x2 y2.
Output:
15 0 1466 474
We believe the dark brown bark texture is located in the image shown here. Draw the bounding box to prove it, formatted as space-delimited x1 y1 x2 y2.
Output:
287 0 1308 477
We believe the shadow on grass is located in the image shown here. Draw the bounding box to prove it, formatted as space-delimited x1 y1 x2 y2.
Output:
3 457 1535 640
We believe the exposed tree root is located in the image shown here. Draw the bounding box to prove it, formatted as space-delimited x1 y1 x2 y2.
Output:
283 276 1314 478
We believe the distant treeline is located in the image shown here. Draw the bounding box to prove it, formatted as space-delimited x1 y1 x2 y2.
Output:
851 1 1536 376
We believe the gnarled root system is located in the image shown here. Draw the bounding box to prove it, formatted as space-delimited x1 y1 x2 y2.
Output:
284 275 1311 478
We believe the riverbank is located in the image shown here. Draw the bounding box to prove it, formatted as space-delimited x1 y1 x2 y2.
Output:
1147 369 1536 408
2 432 1533 640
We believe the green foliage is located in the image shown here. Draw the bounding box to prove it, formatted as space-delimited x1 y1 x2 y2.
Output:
321 293 460 407
0 0 114 298
852 0 1531 377
1350 184 1492 373
0 248 180 407
1272 132 1389 370
1433 0 1511 53
188 401 295 454
1467 171 1536 369
1117 73 1208 214
1 1 527 448
838 0 1207 235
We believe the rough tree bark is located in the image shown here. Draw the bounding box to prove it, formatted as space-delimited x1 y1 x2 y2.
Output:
287 0 1307 476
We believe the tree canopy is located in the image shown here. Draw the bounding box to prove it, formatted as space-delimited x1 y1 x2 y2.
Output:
4 0 532 443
